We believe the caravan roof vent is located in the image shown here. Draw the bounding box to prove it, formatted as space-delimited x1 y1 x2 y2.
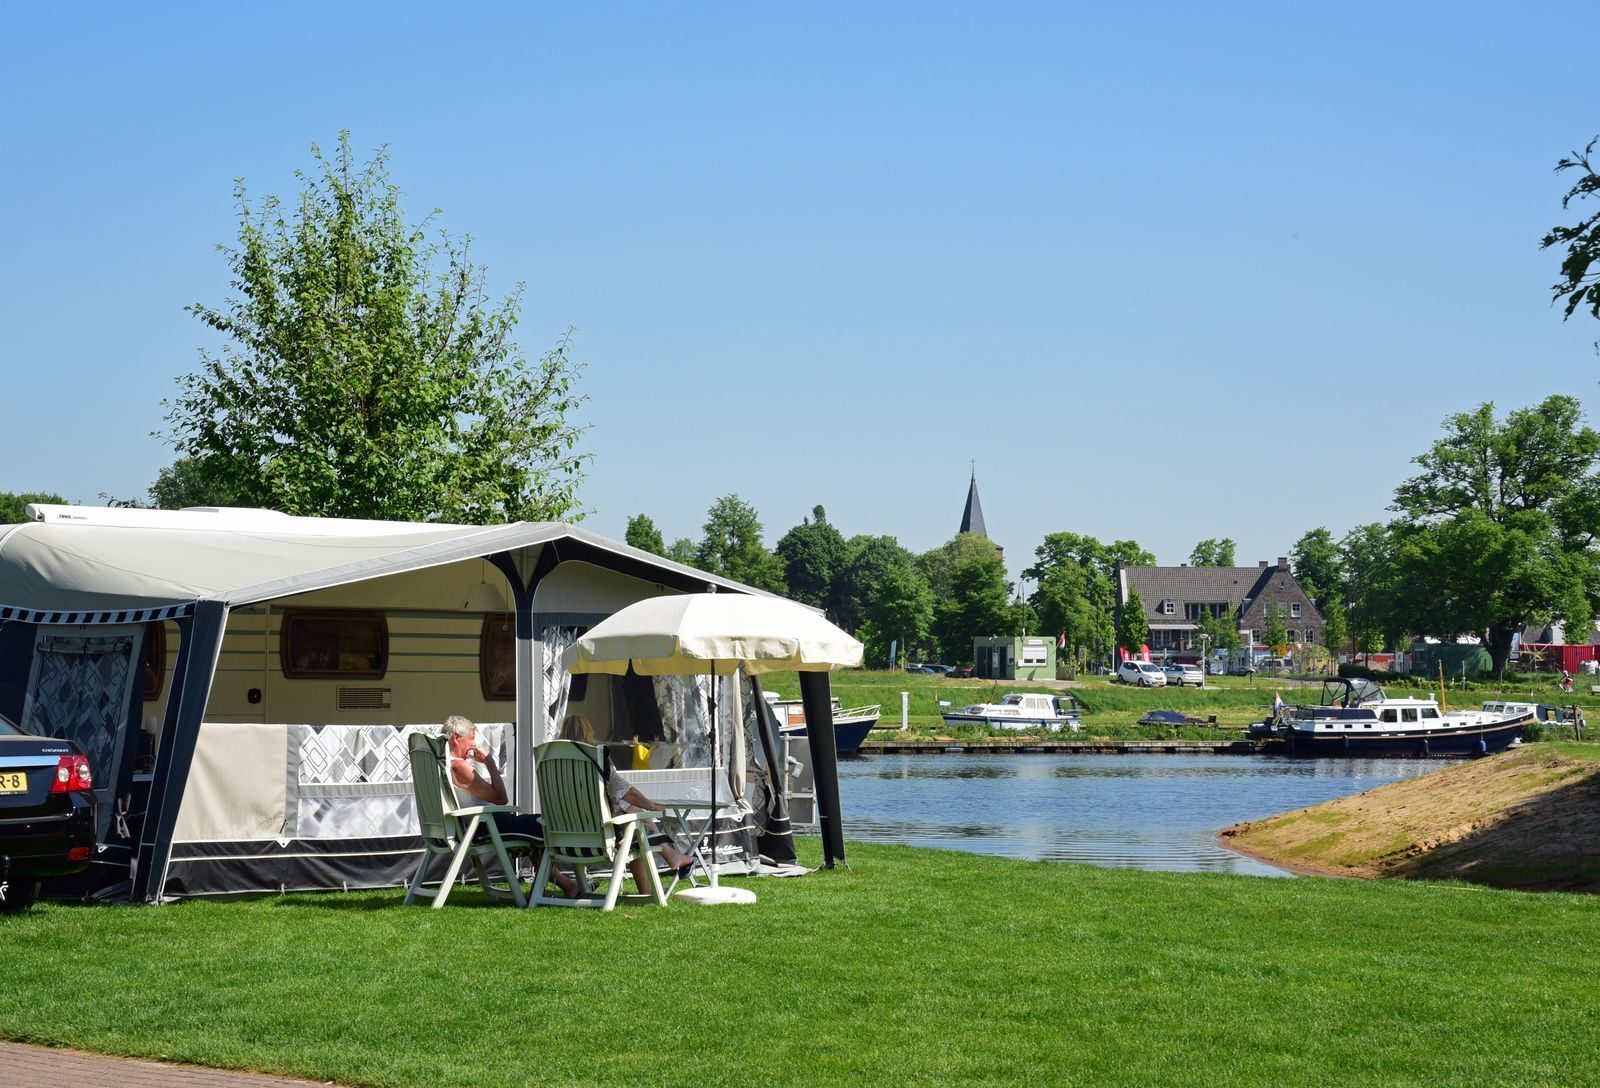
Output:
337 686 392 711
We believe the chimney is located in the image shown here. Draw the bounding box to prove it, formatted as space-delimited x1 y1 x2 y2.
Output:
1258 560 1268 568
1277 557 1289 571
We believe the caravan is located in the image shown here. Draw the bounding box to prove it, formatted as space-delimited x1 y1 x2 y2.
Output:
0 506 848 903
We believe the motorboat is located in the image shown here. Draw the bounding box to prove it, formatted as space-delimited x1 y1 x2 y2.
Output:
1248 678 1531 757
766 695 881 755
940 691 1083 732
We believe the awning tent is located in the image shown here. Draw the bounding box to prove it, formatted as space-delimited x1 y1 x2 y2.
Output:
0 506 844 902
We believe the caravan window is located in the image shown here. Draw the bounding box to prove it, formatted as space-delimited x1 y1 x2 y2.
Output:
141 621 167 701
281 610 388 679
480 613 515 700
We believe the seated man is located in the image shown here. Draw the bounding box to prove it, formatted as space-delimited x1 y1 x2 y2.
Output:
562 714 697 884
445 715 578 898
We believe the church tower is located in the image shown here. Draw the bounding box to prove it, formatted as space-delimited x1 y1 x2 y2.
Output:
959 466 1001 559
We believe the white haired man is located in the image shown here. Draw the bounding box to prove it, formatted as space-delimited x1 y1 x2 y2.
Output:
444 715 577 898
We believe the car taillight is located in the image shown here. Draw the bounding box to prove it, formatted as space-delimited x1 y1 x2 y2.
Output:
50 754 93 794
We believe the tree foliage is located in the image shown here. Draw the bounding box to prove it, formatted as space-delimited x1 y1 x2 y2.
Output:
696 494 786 593
0 491 65 523
165 132 588 523
1290 527 1343 610
1542 136 1600 321
1024 531 1149 668
625 514 665 556
774 505 849 613
1387 395 1600 677
1116 587 1150 656
1188 537 1237 567
1262 603 1290 655
922 535 1015 664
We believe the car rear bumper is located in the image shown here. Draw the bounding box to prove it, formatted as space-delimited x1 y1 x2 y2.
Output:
0 801 96 878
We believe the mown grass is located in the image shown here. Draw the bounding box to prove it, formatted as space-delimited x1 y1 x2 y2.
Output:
2 839 1597 1086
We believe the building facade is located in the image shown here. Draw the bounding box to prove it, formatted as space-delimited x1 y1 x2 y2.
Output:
1116 557 1323 659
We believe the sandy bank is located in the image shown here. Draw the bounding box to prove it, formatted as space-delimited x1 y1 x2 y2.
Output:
1220 743 1600 892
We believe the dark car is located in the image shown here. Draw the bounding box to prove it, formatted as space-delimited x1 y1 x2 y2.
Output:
0 714 96 912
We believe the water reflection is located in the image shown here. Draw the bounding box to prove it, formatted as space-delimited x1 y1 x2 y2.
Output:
837 752 1450 877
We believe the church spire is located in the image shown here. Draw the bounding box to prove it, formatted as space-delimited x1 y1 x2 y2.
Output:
959 465 987 537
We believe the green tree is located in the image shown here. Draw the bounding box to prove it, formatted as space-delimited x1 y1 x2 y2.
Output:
922 534 1014 664
1320 596 1349 656
1025 531 1151 668
624 514 665 556
1188 538 1237 566
1340 522 1401 657
165 132 588 523
858 559 935 668
774 505 849 613
665 538 698 566
1262 603 1290 655
835 535 916 634
1196 608 1240 654
1388 395 1600 678
1290 527 1344 610
1116 586 1151 657
696 494 786 593
0 491 66 523
1542 136 1600 321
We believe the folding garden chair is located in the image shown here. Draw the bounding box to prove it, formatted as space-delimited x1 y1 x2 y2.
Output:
404 731 533 908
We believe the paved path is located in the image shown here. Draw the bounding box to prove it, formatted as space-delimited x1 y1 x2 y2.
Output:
0 1041 348 1087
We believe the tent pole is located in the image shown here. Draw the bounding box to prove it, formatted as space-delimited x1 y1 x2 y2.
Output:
132 600 228 903
798 671 846 868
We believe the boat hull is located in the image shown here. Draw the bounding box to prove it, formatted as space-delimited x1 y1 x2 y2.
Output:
785 716 879 755
1280 713 1530 757
939 713 1080 732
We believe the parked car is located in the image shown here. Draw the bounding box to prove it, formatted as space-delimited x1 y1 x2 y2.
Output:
1116 660 1168 687
0 713 96 912
1163 662 1204 687
1259 657 1292 673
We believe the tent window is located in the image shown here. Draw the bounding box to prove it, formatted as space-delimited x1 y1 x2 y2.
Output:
281 610 388 679
142 621 167 701
480 613 515 701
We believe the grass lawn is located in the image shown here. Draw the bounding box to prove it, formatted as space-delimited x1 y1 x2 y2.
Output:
2 839 1596 1086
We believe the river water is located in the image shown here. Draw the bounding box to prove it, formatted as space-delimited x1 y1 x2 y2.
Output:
835 752 1452 877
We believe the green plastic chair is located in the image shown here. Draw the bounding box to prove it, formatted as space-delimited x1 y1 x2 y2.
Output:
529 740 667 910
404 732 531 908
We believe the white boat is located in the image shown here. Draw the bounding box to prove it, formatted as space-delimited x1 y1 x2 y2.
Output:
1249 678 1531 756
940 692 1082 732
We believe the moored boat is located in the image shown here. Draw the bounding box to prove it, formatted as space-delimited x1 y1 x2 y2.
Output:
768 696 881 754
940 691 1083 732
1250 678 1531 757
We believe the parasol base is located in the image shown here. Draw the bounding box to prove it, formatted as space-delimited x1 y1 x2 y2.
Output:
675 885 757 905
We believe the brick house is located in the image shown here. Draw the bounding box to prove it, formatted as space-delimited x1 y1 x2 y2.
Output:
1116 557 1324 659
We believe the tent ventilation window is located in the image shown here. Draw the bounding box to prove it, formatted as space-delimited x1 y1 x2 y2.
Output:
337 687 391 711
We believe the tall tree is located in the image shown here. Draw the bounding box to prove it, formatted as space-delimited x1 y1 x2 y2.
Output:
665 538 698 566
1116 587 1150 657
1188 538 1237 566
856 558 935 668
922 534 1014 664
0 491 66 523
1025 531 1150 668
696 494 786 593
1542 136 1600 321
1290 527 1344 610
1319 596 1349 657
1262 603 1290 655
624 513 665 556
165 132 588 523
834 535 916 634
1339 522 1401 656
1388 395 1600 677
774 505 849 613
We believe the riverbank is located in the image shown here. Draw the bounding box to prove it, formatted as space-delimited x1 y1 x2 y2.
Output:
1220 741 1600 892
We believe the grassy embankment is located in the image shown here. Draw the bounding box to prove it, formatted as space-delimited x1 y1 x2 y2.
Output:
3 838 1598 1086
761 669 1600 742
1224 740 1600 891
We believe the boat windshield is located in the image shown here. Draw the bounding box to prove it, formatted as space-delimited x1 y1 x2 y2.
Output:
1319 677 1386 708
1001 694 1025 705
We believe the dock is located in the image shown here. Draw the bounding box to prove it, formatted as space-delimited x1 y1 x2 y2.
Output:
858 739 1259 755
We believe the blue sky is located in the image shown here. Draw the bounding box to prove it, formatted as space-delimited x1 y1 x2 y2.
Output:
3 3 1596 578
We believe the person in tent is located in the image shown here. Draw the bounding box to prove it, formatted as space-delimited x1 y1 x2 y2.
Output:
444 716 578 898
561 714 697 882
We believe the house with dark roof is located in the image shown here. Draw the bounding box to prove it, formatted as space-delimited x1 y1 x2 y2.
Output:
1116 557 1323 659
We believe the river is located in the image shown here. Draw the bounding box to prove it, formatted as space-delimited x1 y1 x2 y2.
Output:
834 751 1452 876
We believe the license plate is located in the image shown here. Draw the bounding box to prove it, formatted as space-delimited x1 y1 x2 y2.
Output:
0 770 27 794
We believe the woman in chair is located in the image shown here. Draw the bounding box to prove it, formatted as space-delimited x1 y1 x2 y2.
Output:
561 714 697 883
445 716 578 898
